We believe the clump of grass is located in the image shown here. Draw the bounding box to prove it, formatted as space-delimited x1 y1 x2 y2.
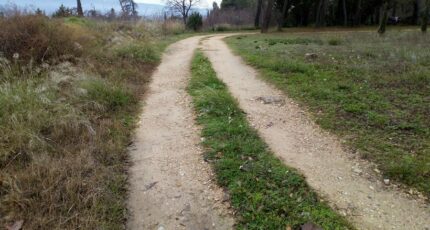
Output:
80 79 135 111
114 42 159 63
188 52 352 229
328 38 342 45
64 16 95 27
226 31 430 197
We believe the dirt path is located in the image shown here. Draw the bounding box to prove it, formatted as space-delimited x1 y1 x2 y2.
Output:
127 36 234 230
201 35 430 230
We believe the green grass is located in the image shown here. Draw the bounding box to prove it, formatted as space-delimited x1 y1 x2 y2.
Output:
226 31 430 197
188 51 352 229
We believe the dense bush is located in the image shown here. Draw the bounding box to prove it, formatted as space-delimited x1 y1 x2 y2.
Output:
0 15 82 63
186 12 203 31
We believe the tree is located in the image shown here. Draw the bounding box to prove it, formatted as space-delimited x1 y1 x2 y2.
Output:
77 0 84 17
119 0 138 19
221 0 252 9
53 4 73 17
316 0 328 27
106 8 117 20
35 8 45 16
261 0 275 33
187 12 203 30
422 0 430 32
255 0 263 27
378 1 389 34
166 0 201 25
342 0 348 26
276 0 291 31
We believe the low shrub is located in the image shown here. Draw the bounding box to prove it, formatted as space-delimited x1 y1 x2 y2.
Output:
0 15 82 63
328 38 342 45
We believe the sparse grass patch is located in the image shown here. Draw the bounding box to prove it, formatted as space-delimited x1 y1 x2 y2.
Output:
188 51 352 229
226 31 430 197
114 42 160 63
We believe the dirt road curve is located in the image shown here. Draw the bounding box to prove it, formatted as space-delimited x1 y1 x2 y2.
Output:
201 35 429 230
127 36 234 230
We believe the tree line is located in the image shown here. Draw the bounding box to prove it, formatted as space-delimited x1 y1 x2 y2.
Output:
48 0 138 19
218 0 430 33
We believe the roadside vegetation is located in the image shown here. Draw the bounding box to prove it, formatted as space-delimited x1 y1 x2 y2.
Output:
188 51 353 229
0 13 187 229
226 31 430 197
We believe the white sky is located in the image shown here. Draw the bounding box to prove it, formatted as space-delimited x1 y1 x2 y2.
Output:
135 0 221 8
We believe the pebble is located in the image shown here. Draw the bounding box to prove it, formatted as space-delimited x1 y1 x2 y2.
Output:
383 179 390 185
353 168 362 174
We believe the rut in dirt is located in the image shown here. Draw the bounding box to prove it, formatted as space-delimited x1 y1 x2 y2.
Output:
200 35 429 230
127 36 234 230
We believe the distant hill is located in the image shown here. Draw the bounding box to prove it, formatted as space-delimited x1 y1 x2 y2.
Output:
0 0 207 16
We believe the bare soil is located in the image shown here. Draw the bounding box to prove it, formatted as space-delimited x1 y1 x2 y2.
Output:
200 35 430 230
127 36 234 230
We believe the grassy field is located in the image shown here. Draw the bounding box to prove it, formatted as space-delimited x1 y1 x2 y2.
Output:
0 15 188 229
225 30 430 197
188 51 353 229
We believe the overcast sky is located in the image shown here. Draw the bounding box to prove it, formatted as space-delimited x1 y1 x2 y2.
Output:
0 0 220 9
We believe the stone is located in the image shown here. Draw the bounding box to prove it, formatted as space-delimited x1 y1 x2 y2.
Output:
256 96 284 104
383 179 390 185
305 53 318 60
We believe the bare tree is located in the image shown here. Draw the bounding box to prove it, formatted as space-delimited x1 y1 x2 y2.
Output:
77 0 84 16
119 0 138 19
166 0 201 25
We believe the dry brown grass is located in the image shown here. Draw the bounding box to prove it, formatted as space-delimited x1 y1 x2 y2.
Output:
0 15 88 63
0 14 173 229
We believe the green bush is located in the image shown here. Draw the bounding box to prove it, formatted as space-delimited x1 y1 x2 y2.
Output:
186 12 203 31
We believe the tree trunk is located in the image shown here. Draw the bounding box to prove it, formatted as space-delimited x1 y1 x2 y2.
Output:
355 0 362 25
316 0 327 27
413 0 420 25
255 0 263 28
378 2 389 34
77 0 84 16
277 0 289 31
342 0 347 26
422 0 429 32
261 0 274 33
